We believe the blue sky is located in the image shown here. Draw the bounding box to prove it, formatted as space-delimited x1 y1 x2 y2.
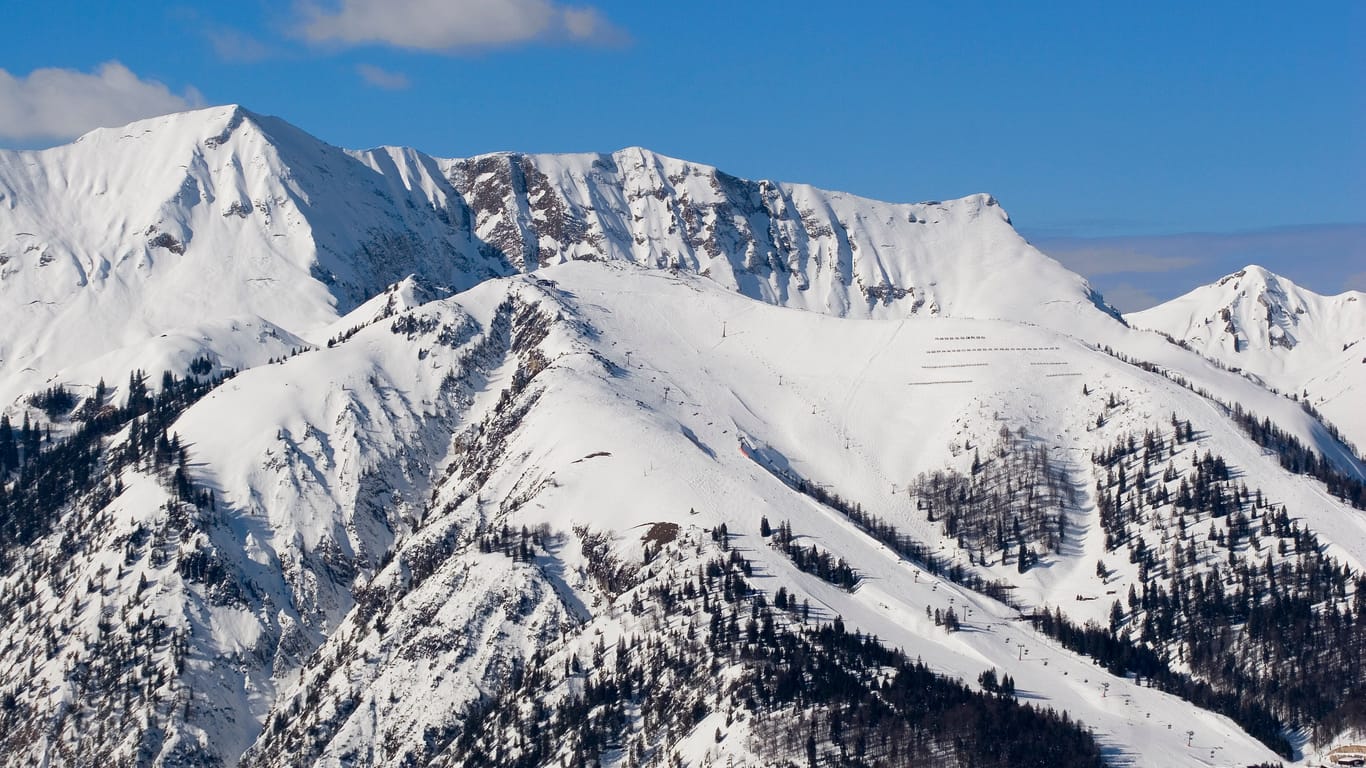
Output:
1 1 1361 308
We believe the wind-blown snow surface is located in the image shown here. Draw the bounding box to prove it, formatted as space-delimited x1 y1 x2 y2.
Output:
1129 266 1366 450
1 106 1364 767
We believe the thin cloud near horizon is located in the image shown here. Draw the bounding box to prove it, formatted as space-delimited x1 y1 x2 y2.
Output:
1031 223 1366 311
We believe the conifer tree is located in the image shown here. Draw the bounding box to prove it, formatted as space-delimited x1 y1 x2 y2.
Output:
0 414 15 472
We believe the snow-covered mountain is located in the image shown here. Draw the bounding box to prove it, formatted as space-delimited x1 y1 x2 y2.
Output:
0 104 1114 419
0 106 1363 768
1129 266 1366 449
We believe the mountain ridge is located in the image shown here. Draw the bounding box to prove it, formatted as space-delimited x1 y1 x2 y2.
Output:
0 104 1127 436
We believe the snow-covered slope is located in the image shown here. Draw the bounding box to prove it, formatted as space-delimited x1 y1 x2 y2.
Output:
1 107 1363 768
4 261 1360 765
1129 266 1366 449
213 265 1364 766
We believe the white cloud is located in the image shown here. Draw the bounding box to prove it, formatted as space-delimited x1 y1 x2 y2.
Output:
1038 245 1200 277
356 64 411 90
207 28 274 62
296 0 623 51
1095 283 1164 313
0 62 203 142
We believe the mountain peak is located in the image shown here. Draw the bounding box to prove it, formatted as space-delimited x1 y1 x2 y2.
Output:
61 103 251 150
1135 265 1314 354
1130 261 1366 443
1215 263 1287 291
